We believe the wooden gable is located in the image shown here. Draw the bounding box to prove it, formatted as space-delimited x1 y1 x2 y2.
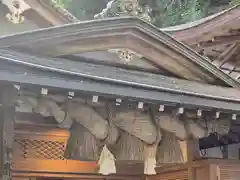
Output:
0 17 238 87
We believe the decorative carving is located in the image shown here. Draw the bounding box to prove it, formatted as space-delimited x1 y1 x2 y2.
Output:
94 0 151 22
95 0 150 63
2 0 31 24
108 48 143 63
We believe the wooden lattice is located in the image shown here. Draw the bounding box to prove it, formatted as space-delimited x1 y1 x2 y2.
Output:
13 138 66 160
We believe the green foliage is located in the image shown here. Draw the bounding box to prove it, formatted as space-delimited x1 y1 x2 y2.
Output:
142 0 210 27
230 0 240 5
66 0 107 20
54 0 237 27
53 0 72 8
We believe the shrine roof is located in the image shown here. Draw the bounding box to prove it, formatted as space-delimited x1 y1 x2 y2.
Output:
0 17 239 88
3 1 240 86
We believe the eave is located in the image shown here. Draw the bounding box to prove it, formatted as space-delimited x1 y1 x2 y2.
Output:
1 50 240 113
0 17 239 88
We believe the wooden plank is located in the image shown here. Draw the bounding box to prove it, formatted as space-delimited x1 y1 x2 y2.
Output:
13 159 98 174
0 85 17 180
12 160 144 179
195 166 209 180
209 164 218 180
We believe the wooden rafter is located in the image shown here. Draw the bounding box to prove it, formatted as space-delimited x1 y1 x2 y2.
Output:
212 44 239 67
199 34 240 48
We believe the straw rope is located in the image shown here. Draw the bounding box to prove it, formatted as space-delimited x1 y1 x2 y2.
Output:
64 122 101 161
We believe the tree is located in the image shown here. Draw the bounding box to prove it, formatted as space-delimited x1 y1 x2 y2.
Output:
53 0 238 27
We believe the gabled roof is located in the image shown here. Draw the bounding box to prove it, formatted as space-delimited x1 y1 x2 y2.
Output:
0 17 239 88
3 1 240 88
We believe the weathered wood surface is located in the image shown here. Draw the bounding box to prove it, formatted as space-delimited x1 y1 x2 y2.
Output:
0 51 240 112
0 49 239 102
12 159 99 178
0 18 237 87
0 86 17 180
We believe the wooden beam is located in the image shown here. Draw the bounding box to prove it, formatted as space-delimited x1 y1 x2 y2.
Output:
14 112 57 127
0 85 17 180
179 140 200 163
199 34 240 47
179 139 200 180
1 63 240 112
12 159 99 177
212 44 239 67
12 159 144 179
0 50 240 111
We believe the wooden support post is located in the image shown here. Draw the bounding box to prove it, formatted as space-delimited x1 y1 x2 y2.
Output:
0 85 17 180
180 139 200 180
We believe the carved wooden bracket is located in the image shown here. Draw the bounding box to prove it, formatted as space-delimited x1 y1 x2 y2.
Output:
2 0 31 24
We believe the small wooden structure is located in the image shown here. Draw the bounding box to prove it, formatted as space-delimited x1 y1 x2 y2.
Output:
148 159 240 180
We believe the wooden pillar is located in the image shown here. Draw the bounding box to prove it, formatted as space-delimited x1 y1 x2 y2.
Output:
179 139 200 162
180 139 200 180
0 85 17 180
